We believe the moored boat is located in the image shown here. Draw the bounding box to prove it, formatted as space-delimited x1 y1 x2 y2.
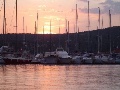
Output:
41 52 58 64
56 47 72 64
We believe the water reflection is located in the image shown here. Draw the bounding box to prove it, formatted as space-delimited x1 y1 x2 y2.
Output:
0 64 120 90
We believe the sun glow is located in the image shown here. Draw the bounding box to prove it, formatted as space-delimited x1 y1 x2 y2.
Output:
38 31 56 34
38 25 56 34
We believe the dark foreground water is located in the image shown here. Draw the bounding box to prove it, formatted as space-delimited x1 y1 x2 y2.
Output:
0 64 120 90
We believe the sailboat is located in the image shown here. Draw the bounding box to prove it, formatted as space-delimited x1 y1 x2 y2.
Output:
69 4 83 64
2 1 32 64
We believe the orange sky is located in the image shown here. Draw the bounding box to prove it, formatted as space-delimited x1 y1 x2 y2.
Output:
0 0 120 34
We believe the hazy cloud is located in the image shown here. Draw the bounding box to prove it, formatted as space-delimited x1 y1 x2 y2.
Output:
78 0 88 2
79 0 120 14
100 0 120 14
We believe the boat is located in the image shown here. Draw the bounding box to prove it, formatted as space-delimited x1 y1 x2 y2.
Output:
55 47 72 64
93 54 103 64
72 55 83 64
2 50 32 64
115 54 120 64
82 53 93 64
100 54 109 64
41 52 58 64
0 55 4 64
31 53 43 64
0 46 32 64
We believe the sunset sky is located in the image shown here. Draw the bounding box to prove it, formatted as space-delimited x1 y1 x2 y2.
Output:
0 0 120 34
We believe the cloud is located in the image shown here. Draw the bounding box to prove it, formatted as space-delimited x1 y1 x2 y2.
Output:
78 0 88 2
79 0 120 14
100 0 120 14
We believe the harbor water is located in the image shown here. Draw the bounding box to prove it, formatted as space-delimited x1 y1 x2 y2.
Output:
0 64 120 90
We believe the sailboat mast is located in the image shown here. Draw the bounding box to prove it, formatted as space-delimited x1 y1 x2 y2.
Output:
23 17 25 48
23 17 24 34
34 21 36 55
87 1 90 53
36 12 39 54
3 0 5 34
43 26 44 54
102 17 103 29
65 19 68 51
15 0 18 51
98 7 100 54
16 0 17 34
75 4 78 51
59 21 61 48
67 21 69 53
109 10 112 54
50 20 51 55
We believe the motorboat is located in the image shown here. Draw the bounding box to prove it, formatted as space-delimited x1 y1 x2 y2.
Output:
72 55 83 64
115 54 120 64
55 47 72 64
31 53 43 64
82 53 93 64
94 54 103 64
41 52 58 64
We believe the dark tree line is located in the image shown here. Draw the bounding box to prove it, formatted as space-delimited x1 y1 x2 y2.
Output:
0 26 120 54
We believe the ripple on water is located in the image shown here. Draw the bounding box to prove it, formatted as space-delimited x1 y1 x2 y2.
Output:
0 65 120 90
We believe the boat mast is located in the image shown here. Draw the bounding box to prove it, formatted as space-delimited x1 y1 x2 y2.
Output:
59 21 61 48
36 12 39 54
43 26 44 54
102 17 103 29
34 21 36 55
3 0 5 34
87 1 90 53
16 0 17 35
98 7 100 54
16 0 18 51
50 20 51 55
65 19 68 51
23 17 26 50
109 9 112 54
67 21 69 53
75 3 78 51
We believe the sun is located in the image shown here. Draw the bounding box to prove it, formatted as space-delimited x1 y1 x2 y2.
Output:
38 31 56 34
38 25 56 34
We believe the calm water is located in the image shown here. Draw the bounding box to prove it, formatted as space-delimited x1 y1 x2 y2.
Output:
0 64 120 90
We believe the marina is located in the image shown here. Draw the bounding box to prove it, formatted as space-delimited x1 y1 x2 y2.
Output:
0 0 120 89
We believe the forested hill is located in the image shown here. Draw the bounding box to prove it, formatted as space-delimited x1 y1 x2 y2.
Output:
0 26 120 54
